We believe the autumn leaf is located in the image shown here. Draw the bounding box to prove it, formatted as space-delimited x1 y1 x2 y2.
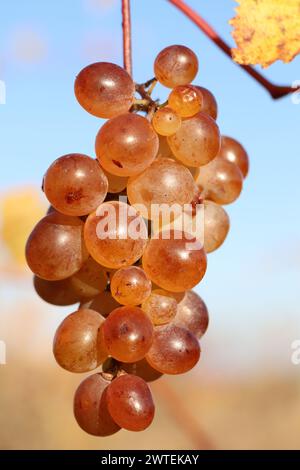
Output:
230 0 300 68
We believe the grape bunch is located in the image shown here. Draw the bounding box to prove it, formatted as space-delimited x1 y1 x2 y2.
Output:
26 45 249 436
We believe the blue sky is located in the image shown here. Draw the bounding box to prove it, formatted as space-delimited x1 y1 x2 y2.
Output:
0 0 299 373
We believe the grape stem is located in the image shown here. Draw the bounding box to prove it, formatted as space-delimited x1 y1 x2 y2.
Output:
121 0 132 76
168 0 299 99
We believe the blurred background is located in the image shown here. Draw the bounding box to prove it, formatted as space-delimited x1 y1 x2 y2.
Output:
0 0 300 450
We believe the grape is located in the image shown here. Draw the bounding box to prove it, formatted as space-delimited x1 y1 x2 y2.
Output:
26 212 88 281
102 168 128 194
168 85 202 118
195 86 218 120
95 113 159 177
146 324 200 374
168 112 221 167
142 230 207 292
156 136 174 159
110 266 152 306
196 157 243 205
33 275 80 306
70 256 108 299
218 136 249 178
43 154 108 216
142 289 178 325
74 62 135 118
82 291 121 317
154 45 198 88
203 200 230 253
53 308 107 373
174 290 209 338
152 107 181 136
106 374 155 431
84 201 148 269
102 306 153 362
74 373 120 436
120 358 163 382
127 158 196 220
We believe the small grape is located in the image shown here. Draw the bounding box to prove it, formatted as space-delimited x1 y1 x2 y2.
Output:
174 290 209 338
33 275 80 306
142 289 178 325
203 200 230 253
168 85 202 118
53 308 107 373
154 45 198 88
106 374 155 431
102 168 128 194
195 86 218 120
152 107 181 136
168 112 221 167
146 324 200 374
70 256 108 299
218 136 249 178
120 358 163 382
95 113 159 177
102 306 153 362
74 62 135 118
110 266 152 306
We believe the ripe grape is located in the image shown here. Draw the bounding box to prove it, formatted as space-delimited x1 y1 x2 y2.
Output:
203 200 230 253
196 157 243 205
168 85 202 118
74 373 120 436
95 113 159 177
174 290 209 338
74 62 135 118
154 45 198 88
84 201 148 269
82 290 121 317
152 107 181 136
106 374 155 431
146 324 200 374
195 86 218 120
110 266 152 306
33 275 80 306
218 136 249 178
120 358 163 382
102 168 128 194
53 309 107 373
70 256 108 299
43 154 108 216
142 230 207 292
156 136 174 159
168 112 221 167
26 212 88 281
102 306 153 362
127 158 196 220
142 289 178 325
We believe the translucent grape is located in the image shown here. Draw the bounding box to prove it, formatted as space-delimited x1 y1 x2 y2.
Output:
120 358 163 382
26 212 88 281
203 200 230 253
53 308 107 373
82 290 121 317
152 107 181 136
146 324 200 374
218 136 249 178
33 275 80 306
102 306 153 362
43 154 108 216
142 230 207 292
168 85 202 118
196 157 243 205
154 45 198 88
74 62 135 118
195 86 218 120
70 256 108 299
106 374 155 431
95 113 159 177
142 289 178 325
84 201 148 269
102 168 128 194
74 373 120 436
110 266 152 306
168 112 221 167
127 158 196 220
174 290 209 338
156 136 174 159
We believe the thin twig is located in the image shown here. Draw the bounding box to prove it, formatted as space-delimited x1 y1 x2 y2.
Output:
168 0 299 99
121 0 132 76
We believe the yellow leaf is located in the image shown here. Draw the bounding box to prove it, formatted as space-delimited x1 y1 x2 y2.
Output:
230 0 300 68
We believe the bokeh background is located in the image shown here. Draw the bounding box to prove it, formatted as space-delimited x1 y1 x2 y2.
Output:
0 0 300 450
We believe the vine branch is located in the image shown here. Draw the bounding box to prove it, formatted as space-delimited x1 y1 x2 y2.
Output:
121 0 132 76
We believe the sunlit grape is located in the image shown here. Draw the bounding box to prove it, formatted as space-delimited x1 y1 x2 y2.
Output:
120 358 163 382
110 266 152 306
168 112 221 167
74 62 135 118
142 289 178 325
70 256 108 299
168 85 202 118
195 86 218 120
152 107 181 136
102 168 128 194
218 136 249 178
203 200 230 253
154 45 198 88
33 275 80 306
95 113 159 177
174 290 209 338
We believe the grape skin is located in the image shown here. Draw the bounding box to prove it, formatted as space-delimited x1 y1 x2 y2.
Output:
70 256 108 300
152 107 181 136
110 266 152 306
154 45 198 88
33 275 80 306
168 85 203 118
218 136 249 178
195 86 218 120
142 289 178 325
174 290 209 338
203 200 230 253
120 358 163 382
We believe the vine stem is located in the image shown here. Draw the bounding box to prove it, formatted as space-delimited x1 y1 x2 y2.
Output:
168 0 298 99
121 0 132 76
